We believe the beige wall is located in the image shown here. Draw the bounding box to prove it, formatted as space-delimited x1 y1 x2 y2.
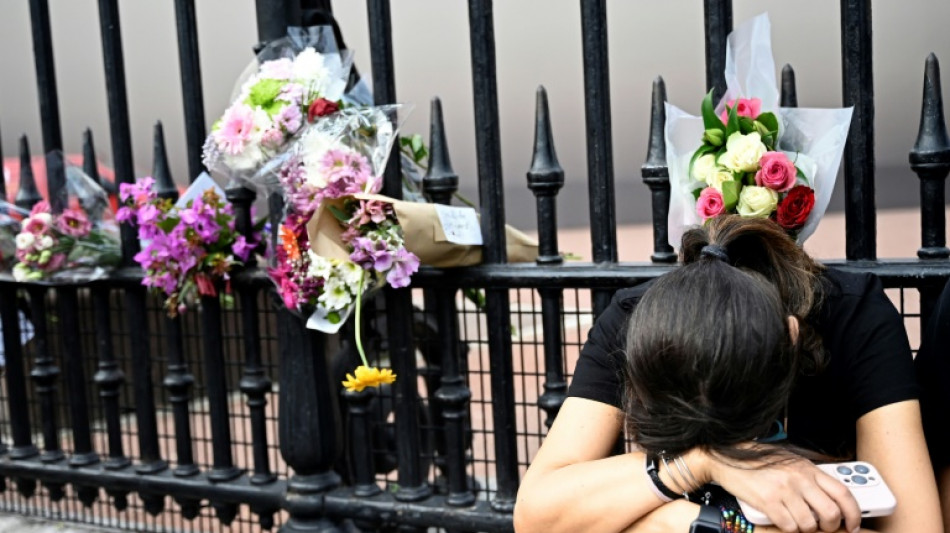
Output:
1 1 948 227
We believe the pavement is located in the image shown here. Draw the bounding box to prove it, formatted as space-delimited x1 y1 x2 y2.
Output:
0 515 119 532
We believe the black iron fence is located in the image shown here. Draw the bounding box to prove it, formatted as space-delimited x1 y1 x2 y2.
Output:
0 1 949 532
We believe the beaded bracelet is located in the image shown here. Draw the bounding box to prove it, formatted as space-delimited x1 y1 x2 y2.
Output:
720 506 754 532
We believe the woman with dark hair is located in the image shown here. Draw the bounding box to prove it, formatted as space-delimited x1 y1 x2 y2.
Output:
514 216 941 533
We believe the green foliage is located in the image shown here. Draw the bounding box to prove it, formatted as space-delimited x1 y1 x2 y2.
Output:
247 78 284 108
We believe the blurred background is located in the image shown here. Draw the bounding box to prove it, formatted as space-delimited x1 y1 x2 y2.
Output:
1 0 947 232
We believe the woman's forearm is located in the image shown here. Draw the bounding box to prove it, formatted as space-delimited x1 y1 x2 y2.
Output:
514 451 672 533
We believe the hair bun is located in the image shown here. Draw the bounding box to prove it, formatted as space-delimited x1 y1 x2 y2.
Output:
700 244 730 263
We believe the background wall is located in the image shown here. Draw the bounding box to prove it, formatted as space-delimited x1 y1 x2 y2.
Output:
1 0 947 229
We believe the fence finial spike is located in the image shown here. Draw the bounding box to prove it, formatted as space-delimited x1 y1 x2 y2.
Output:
423 97 458 204
643 76 667 171
15 135 42 211
527 86 564 189
911 53 950 163
82 128 102 186
781 64 798 108
153 121 177 202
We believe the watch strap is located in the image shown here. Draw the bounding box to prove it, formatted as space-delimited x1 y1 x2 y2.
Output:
645 454 681 502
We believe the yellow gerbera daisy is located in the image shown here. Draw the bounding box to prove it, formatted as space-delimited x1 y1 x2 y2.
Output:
342 365 397 393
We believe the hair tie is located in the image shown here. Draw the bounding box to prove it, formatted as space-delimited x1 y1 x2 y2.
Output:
700 244 730 263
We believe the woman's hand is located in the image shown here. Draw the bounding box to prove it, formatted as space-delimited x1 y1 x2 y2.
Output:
700 449 862 533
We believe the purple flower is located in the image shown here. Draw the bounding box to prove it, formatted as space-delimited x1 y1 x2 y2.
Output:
232 235 256 261
275 104 303 134
116 206 135 223
386 248 419 288
137 203 160 226
319 149 373 199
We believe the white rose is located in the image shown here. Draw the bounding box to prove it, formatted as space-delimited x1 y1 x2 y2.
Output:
737 186 779 218
707 169 735 192
15 232 35 250
718 132 767 173
690 154 717 183
38 235 54 250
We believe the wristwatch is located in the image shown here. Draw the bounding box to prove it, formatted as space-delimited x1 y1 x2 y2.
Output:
689 504 722 533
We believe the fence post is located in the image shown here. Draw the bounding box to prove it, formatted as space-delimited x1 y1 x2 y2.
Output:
527 87 569 429
703 0 732 102
425 97 477 506
642 77 676 264
277 309 343 533
27 0 66 212
840 0 876 260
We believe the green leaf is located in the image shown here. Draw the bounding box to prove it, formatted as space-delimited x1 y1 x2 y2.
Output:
756 112 779 136
721 180 741 211
157 217 180 234
328 205 350 223
796 165 809 186
701 90 725 133
692 187 704 201
725 104 740 137
327 311 341 324
738 116 755 134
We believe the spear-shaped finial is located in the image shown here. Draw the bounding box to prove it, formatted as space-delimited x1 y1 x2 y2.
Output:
781 64 798 108
153 121 177 202
15 135 42 211
422 97 458 205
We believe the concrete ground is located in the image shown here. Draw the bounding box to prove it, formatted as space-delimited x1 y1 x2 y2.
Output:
0 514 119 532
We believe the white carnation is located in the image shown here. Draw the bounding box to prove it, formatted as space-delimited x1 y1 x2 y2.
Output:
15 232 35 250
292 48 329 84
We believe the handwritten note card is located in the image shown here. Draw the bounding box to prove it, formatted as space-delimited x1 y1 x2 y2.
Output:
435 204 483 245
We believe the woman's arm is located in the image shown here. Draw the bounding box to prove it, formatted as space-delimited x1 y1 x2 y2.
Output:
855 400 942 533
514 397 665 533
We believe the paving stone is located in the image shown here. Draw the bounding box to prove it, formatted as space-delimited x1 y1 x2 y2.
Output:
0 515 120 533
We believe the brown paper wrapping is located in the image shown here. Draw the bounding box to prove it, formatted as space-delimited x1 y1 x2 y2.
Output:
307 194 538 267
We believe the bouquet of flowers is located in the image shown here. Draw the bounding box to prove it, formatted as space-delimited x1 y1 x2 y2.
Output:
202 26 354 184
268 106 408 332
117 174 261 316
666 14 853 245
10 161 121 282
688 91 818 237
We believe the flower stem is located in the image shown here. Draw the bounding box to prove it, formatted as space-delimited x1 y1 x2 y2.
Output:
354 273 369 367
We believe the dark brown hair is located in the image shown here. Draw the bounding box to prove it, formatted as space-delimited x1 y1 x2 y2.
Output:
623 259 799 459
681 215 826 372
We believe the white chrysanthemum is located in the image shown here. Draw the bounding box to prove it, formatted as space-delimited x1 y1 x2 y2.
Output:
337 260 366 288
15 232 35 250
311 53 348 101
292 48 329 85
318 277 353 310
307 251 333 280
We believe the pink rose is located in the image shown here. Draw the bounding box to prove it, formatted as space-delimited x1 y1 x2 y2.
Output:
719 98 762 124
695 187 726 220
755 152 797 192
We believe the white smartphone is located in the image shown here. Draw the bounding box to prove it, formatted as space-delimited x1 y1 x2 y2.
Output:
737 461 896 526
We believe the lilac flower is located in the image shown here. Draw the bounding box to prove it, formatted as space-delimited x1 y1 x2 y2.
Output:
277 82 305 105
319 149 373 199
386 248 420 288
275 104 303 134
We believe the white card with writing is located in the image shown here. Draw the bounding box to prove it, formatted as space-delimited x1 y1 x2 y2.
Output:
435 204 483 245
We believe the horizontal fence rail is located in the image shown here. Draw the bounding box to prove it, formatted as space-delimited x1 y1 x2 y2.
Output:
0 1 949 532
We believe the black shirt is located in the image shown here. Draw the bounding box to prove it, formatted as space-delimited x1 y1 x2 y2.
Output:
568 268 919 458
915 280 950 468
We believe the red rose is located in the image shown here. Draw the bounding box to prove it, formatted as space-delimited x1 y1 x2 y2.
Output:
308 98 339 122
776 185 815 231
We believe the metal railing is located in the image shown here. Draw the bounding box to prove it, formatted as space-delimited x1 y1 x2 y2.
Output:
0 1 949 532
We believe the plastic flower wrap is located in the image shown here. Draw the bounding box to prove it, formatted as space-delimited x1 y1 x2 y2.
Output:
202 26 355 185
267 106 402 332
0 206 23 271
117 174 262 316
666 14 853 246
10 162 121 282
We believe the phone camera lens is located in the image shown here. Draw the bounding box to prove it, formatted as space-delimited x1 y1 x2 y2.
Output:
836 466 853 475
852 475 868 485
854 464 870 474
